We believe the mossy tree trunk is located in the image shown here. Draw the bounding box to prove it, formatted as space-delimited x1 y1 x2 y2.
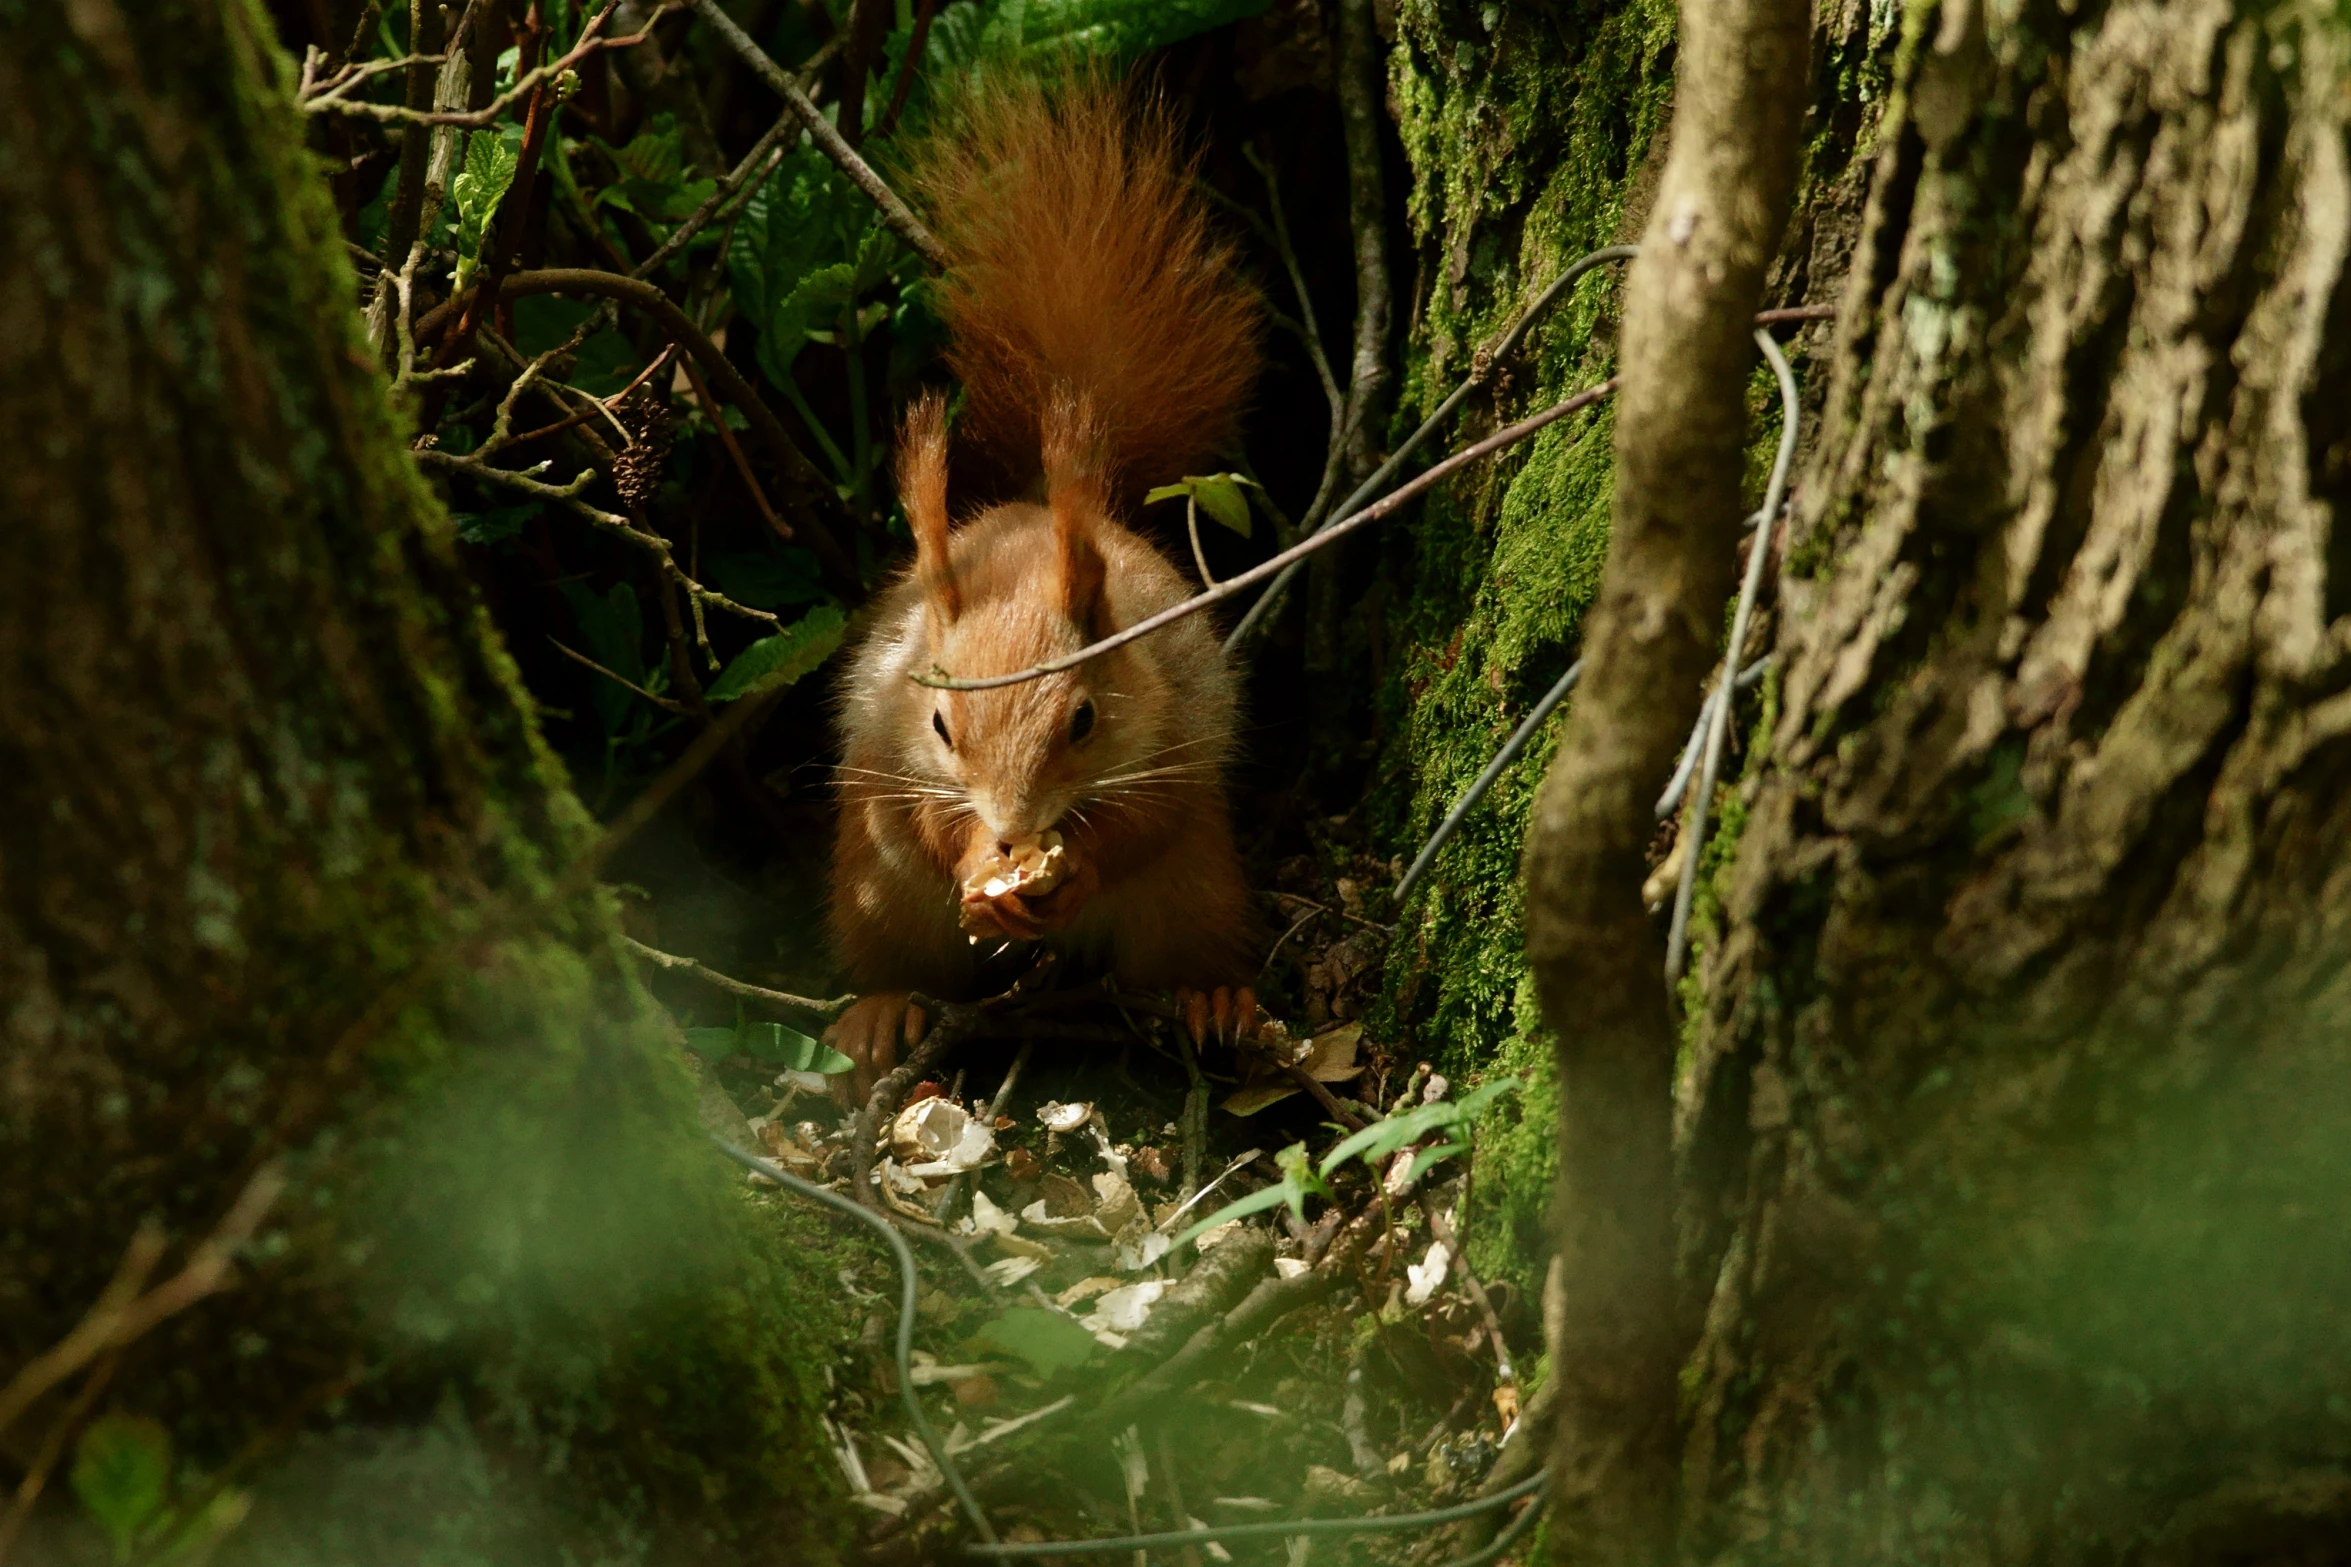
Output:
1374 0 1894 1282
1672 0 2351 1556
1381 0 2351 1558
0 2 848 1559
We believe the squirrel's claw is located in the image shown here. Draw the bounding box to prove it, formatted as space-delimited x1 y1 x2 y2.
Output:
1177 985 1262 1048
1180 988 1212 1047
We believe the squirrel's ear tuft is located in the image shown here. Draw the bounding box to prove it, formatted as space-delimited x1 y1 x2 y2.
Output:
900 394 959 628
1042 390 1110 637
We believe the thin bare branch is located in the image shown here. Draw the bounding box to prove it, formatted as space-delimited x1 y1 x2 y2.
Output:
912 380 1620 691
415 267 852 581
0 1166 286 1444
303 2 665 126
683 0 950 268
1225 242 1643 652
414 446 781 628
551 638 690 713
625 937 851 1019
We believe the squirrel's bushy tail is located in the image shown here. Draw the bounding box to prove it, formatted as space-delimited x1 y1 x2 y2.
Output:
909 71 1261 495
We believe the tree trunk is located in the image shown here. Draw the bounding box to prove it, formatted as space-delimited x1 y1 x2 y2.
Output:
0 2 849 1559
1676 0 2351 1556
1379 0 2351 1558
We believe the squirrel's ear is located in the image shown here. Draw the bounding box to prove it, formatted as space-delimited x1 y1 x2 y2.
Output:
1042 392 1110 637
899 394 958 627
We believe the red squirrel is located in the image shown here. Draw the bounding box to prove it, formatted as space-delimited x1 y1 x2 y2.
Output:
825 74 1265 1098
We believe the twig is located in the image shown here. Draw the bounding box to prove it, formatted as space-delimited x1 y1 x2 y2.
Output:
834 0 895 148
624 936 850 1017
551 638 690 713
633 108 797 280
683 0 950 268
915 381 1620 691
933 1039 1035 1224
0 1165 286 1443
712 1139 999 1545
303 1 662 125
1393 661 1582 905
1653 652 1774 819
872 0 940 141
1225 245 1641 652
415 446 783 629
1418 1196 1514 1385
415 268 851 580
848 999 972 1214
1174 1028 1209 1201
1269 893 1392 932
1663 327 1800 986
1284 1065 1366 1131
678 349 790 541
1516 0 1809 1550
0 1352 121 1562
1184 495 1218 588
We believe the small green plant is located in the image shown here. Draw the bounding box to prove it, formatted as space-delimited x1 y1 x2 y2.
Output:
70 1413 251 1565
1173 1078 1520 1248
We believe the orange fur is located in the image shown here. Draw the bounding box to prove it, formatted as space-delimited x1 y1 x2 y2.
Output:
898 393 959 635
1042 393 1110 635
909 70 1263 497
828 69 1262 1010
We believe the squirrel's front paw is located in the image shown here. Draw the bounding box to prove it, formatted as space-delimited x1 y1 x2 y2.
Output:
825 993 929 1106
1177 985 1262 1047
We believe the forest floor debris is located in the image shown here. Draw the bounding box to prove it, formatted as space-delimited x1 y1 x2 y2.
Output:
669 838 1545 1562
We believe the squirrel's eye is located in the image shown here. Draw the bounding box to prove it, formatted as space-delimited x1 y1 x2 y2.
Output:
932 711 953 748
1069 700 1096 743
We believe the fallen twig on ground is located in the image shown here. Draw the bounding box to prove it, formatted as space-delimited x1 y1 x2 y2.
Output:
622 936 851 1020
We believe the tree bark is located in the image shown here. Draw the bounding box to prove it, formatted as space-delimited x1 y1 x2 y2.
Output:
0 1 849 1558
1378 0 2351 1559
1673 0 2351 1556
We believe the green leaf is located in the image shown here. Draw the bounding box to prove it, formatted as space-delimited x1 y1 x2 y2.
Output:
1399 1140 1470 1190
605 113 685 185
1145 474 1258 538
1175 1141 1325 1247
727 150 885 388
509 295 640 398
931 0 1272 71
1172 1182 1292 1248
705 605 847 702
972 1306 1097 1376
738 1020 854 1073
682 1026 739 1058
1317 1078 1521 1179
452 124 523 274
72 1413 174 1563
1190 474 1254 537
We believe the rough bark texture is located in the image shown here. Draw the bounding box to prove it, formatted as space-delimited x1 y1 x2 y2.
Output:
0 1 850 1558
1673 0 2351 1556
1517 0 1810 1551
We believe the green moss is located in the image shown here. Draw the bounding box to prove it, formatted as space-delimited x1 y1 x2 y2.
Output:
0 3 858 1558
1371 1 1887 1294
